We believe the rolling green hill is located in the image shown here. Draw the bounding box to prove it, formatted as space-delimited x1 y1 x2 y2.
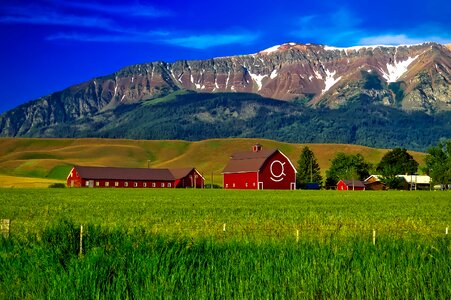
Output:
0 137 427 187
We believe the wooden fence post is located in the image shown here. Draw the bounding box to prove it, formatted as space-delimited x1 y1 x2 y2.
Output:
1 219 10 238
446 227 449 235
296 229 299 243
372 229 376 245
79 225 83 257
223 223 226 232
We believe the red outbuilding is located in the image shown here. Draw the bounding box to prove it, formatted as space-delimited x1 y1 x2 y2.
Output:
66 166 204 188
337 180 366 191
222 144 297 190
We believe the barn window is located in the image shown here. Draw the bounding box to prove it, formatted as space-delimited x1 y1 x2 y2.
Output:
134 182 138 187
152 182 156 188
95 181 99 187
232 183 235 188
124 182 129 187
161 183 165 188
85 181 89 187
245 182 248 187
105 182 110 187
225 184 229 188
168 183 171 188
115 182 119 187
143 183 147 188
253 182 256 187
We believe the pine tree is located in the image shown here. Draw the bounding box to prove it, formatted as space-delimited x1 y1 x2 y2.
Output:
296 146 322 188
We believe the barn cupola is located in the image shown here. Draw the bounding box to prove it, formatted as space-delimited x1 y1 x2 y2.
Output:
252 144 262 152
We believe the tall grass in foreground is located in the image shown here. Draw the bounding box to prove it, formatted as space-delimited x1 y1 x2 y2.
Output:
1 220 450 299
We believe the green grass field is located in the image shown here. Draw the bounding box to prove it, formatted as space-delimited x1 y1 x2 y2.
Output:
1 189 450 298
0 189 449 240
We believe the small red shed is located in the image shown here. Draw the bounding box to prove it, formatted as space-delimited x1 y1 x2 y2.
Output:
337 180 366 191
66 166 204 188
170 168 205 188
222 144 297 190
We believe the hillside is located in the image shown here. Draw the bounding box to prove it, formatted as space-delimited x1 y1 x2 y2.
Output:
0 42 449 151
1 92 450 151
0 138 426 187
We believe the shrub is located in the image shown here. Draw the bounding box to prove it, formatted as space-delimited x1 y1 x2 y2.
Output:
48 183 66 188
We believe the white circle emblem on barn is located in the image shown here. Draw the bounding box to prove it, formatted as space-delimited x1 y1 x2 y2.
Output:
270 160 286 182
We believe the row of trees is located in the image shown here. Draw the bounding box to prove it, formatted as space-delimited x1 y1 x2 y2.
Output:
295 139 451 189
296 149 375 189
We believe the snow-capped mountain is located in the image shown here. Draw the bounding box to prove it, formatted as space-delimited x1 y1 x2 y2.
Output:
0 42 450 141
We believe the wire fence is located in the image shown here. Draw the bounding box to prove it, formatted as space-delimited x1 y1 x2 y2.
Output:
3 219 448 243
148 223 450 241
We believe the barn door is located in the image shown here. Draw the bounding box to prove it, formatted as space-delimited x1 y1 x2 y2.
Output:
88 180 94 188
258 182 263 190
70 180 74 188
290 182 296 190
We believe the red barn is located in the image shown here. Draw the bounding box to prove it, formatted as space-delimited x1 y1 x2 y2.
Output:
222 144 297 190
66 166 204 188
337 180 366 191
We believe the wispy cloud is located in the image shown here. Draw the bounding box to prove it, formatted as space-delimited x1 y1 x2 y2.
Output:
0 5 113 29
359 34 451 45
291 8 364 45
290 8 451 47
0 1 172 29
0 2 259 49
47 31 260 49
163 33 260 49
46 31 166 43
51 1 173 18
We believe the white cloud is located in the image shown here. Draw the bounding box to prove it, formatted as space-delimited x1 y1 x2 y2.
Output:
359 34 451 45
47 31 260 49
163 33 260 49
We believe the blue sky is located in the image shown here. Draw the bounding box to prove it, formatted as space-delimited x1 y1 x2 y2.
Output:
0 0 449 113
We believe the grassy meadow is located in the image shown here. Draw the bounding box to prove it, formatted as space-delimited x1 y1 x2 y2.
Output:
1 188 450 298
0 137 427 187
0 138 446 298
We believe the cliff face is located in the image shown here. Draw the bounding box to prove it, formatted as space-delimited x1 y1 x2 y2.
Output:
0 42 450 137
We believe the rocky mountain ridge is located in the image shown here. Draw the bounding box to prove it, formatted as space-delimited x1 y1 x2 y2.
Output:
0 42 450 138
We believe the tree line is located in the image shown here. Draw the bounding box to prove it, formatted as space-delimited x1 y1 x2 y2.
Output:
296 139 451 190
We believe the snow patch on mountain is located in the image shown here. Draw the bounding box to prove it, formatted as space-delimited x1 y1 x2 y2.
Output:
322 69 342 95
113 77 118 99
214 76 219 91
314 70 322 80
270 69 278 79
324 44 420 52
248 71 267 91
381 55 419 82
261 45 281 54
